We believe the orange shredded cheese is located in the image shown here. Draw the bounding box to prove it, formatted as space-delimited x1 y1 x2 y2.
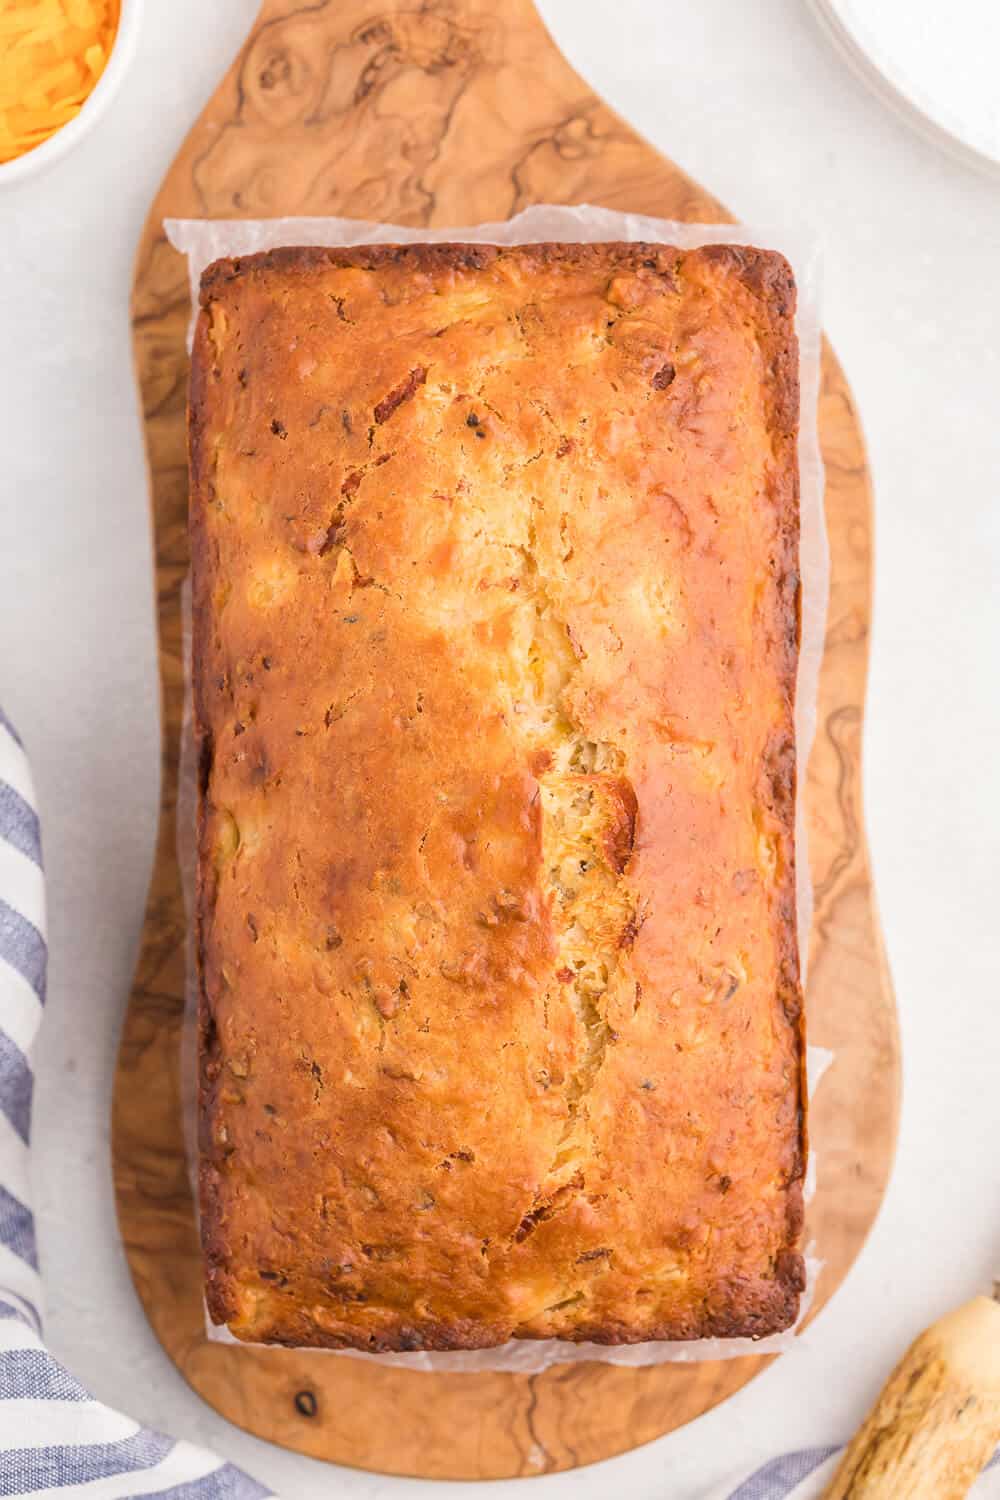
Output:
0 0 120 165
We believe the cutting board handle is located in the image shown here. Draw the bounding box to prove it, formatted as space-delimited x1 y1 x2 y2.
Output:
189 0 598 225
254 0 547 23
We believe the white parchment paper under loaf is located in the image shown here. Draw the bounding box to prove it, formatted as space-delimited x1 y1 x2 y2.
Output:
170 206 830 1372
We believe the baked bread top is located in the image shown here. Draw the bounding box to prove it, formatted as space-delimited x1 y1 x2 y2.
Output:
190 242 805 1351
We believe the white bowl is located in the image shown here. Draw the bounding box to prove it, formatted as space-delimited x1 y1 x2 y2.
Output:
0 0 143 189
808 0 1000 177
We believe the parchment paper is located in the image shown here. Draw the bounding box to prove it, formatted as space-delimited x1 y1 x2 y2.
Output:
170 206 829 1371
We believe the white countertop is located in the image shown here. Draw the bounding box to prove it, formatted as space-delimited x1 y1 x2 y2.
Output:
1 1 998 1495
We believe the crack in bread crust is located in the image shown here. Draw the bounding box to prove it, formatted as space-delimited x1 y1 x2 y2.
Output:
500 506 639 1242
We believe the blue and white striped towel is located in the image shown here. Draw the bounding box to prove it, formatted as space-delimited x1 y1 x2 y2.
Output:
707 1447 999 1499
0 702 997 1498
0 706 273 1498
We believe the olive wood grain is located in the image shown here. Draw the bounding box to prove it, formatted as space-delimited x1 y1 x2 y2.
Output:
114 0 899 1479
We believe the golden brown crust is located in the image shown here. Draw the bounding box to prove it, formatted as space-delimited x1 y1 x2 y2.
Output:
189 241 805 1351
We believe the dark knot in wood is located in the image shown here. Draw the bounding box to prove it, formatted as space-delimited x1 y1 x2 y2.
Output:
295 1388 319 1418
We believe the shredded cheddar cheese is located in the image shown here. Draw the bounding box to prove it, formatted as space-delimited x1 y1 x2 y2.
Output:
0 0 120 165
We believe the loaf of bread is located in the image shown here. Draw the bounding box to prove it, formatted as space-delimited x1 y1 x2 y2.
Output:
189 241 806 1351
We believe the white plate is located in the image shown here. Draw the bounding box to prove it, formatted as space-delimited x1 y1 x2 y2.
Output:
809 0 1000 174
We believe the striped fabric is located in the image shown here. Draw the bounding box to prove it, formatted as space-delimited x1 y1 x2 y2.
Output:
710 1446 1000 1499
0 707 274 1498
1 701 996 1499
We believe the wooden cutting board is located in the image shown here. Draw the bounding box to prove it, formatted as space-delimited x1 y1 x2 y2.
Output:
113 0 900 1480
